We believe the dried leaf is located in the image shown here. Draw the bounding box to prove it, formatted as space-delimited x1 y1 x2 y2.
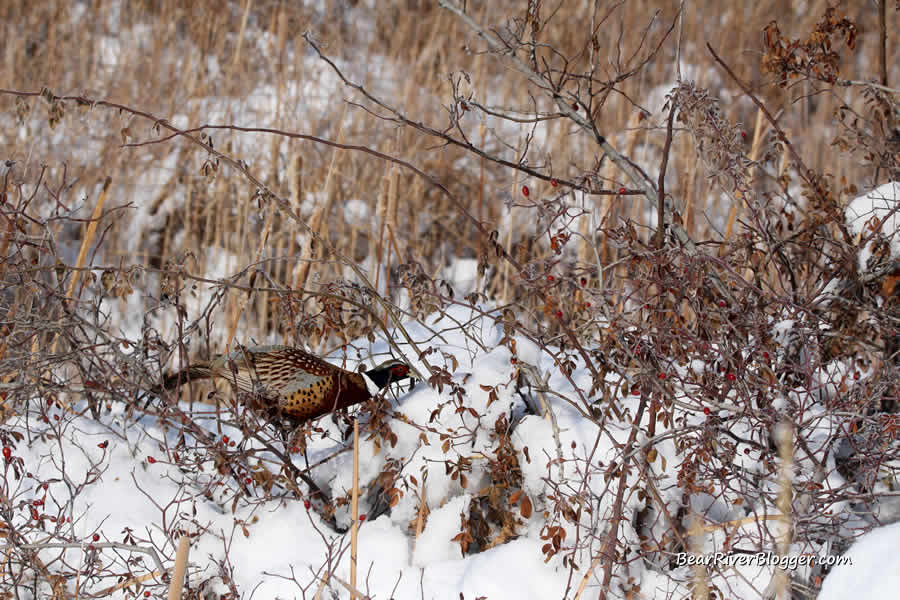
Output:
520 494 533 519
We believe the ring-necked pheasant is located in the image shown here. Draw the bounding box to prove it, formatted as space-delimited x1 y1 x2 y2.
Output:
154 345 413 427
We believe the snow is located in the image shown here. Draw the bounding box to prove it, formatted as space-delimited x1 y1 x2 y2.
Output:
817 521 900 600
413 494 471 566
421 538 569 600
2 309 641 598
443 257 480 295
343 198 371 226
845 181 900 271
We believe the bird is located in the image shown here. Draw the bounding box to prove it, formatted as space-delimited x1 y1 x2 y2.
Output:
153 345 413 427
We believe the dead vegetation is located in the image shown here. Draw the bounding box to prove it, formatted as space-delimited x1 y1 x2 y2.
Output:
2 1 900 598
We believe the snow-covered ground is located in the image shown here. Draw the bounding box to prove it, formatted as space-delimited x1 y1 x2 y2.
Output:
4 291 898 598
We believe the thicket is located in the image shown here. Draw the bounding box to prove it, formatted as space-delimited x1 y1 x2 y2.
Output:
1 1 899 599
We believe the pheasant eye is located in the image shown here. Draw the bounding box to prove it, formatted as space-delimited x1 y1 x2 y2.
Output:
392 365 409 376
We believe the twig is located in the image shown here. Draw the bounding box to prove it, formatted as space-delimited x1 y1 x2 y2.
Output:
330 573 372 599
7 541 167 575
96 570 164 596
573 392 649 600
706 43 852 246
436 1 657 198
517 362 565 482
302 33 610 195
656 101 677 248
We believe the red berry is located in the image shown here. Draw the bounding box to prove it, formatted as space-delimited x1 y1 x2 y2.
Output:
555 310 563 318
547 275 554 282
522 185 530 197
32 499 43 506
222 436 229 444
2 447 11 461
741 131 748 139
30 508 39 520
618 187 626 194
658 373 666 380
703 407 711 415
144 592 151 598
92 533 100 542
551 179 558 187
580 277 587 286
585 302 591 308
853 372 860 380
146 456 157 464
98 441 108 449
303 499 311 510
244 477 252 484
359 514 367 522
571 102 578 111
726 373 736 382
762 352 770 361
719 300 727 308
290 446 300 454
229 441 235 447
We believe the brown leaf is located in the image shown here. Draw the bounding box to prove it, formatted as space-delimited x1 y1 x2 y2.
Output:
520 494 533 519
881 273 900 299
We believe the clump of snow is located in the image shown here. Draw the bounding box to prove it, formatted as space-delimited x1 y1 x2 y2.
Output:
817 521 900 600
443 258 480 295
413 494 472 566
846 181 900 271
